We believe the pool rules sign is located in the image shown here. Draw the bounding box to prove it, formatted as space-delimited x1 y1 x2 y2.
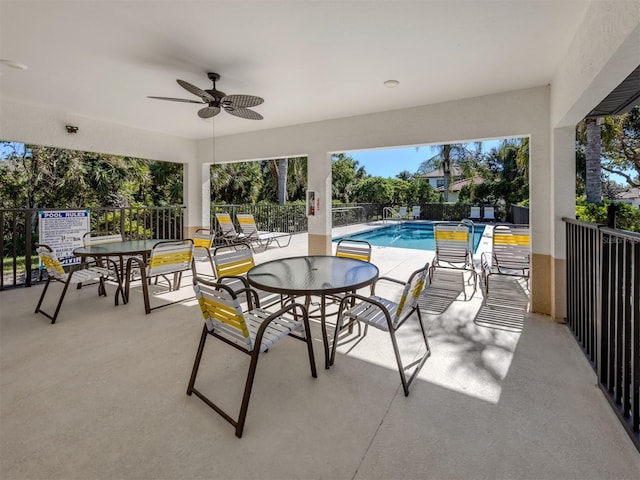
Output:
38 210 90 266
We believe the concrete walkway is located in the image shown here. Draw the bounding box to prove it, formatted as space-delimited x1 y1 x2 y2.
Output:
1 224 638 479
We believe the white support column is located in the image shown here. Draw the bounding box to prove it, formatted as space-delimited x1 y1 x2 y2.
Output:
550 126 576 320
307 151 332 255
183 161 211 238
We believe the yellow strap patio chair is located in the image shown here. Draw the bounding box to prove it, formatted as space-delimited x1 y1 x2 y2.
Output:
187 277 317 438
35 244 121 324
124 239 195 314
429 222 478 299
212 243 280 309
335 238 372 262
214 212 245 246
481 225 530 293
236 213 292 249
330 263 431 396
191 228 216 278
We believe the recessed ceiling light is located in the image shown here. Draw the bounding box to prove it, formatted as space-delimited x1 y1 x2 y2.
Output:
384 79 399 88
0 59 28 70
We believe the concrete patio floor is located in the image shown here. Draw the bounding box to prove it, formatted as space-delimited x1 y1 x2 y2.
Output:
1 223 638 480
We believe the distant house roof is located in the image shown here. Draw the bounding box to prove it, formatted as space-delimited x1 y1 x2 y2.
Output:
437 176 484 192
421 166 463 178
617 187 640 200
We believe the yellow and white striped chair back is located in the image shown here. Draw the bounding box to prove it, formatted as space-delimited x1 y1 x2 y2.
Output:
194 281 305 353
147 240 194 278
37 247 66 280
192 231 214 250
394 266 428 326
213 247 255 278
336 239 372 262
434 223 471 263
236 214 259 237
194 282 254 351
215 213 238 237
492 226 530 269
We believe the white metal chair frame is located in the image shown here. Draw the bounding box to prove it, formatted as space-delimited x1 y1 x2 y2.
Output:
330 263 432 396
35 244 122 324
236 213 292 250
187 277 317 438
481 225 530 293
429 222 478 299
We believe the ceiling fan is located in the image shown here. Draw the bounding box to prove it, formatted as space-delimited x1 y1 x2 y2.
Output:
148 72 264 120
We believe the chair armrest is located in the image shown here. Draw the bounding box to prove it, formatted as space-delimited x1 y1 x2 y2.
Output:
370 276 405 296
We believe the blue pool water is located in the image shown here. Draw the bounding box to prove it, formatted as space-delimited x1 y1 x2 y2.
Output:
333 222 485 252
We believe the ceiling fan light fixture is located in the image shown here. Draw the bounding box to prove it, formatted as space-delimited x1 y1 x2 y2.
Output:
150 72 263 120
384 79 399 88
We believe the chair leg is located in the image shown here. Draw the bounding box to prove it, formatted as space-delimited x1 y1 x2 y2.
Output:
34 278 52 314
300 308 318 378
388 327 410 396
187 325 208 396
236 349 261 438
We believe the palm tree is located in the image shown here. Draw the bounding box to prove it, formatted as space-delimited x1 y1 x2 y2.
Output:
417 143 469 202
277 158 288 205
577 116 621 203
585 117 603 203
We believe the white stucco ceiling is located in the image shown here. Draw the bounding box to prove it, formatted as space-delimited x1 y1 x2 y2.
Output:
0 0 590 140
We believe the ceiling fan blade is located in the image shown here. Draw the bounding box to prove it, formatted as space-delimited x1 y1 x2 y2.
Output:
221 94 264 108
198 106 221 119
148 96 205 104
177 79 215 102
225 107 263 120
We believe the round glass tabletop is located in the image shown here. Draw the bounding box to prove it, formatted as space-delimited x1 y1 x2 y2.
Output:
247 255 379 296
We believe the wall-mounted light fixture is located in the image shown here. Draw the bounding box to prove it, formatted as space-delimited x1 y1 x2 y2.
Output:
65 125 79 134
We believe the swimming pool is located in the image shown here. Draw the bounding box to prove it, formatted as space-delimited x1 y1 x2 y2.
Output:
333 222 485 252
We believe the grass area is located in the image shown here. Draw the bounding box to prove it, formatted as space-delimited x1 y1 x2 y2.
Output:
3 255 40 274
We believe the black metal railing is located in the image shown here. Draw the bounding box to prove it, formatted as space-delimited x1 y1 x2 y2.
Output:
564 217 639 450
1 206 185 290
211 203 383 233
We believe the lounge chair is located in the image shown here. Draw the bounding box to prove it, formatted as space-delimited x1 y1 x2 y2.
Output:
469 206 481 220
398 206 408 219
236 213 292 249
481 225 530 293
214 212 245 246
483 206 496 222
412 205 421 219
429 222 478 299
330 263 432 396
187 277 317 437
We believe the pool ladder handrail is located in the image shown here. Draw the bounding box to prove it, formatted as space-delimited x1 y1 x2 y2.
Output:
383 206 403 223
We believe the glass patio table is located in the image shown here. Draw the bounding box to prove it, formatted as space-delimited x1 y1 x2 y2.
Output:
73 239 165 302
247 255 379 369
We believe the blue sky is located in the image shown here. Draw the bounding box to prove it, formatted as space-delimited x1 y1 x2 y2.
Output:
346 140 502 178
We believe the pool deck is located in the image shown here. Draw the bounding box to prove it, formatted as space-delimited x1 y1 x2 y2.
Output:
1 222 639 480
